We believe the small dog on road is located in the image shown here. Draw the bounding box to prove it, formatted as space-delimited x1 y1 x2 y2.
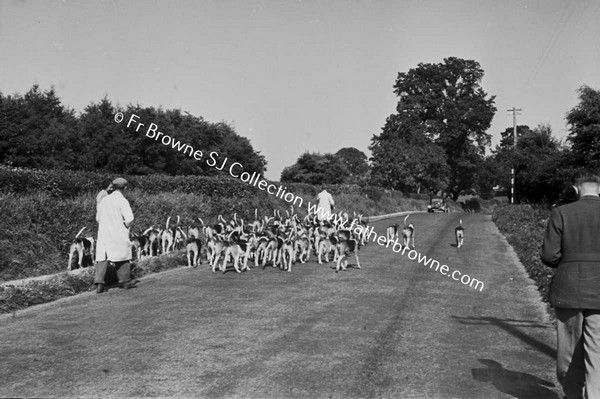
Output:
455 219 464 248
402 215 415 249
386 223 399 244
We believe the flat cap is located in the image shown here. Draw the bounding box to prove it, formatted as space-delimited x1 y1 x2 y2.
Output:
111 177 128 188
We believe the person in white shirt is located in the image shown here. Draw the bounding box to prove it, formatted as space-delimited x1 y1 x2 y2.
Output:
316 188 335 222
94 177 136 293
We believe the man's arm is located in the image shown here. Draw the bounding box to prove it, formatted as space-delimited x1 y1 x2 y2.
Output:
540 208 563 267
121 199 134 229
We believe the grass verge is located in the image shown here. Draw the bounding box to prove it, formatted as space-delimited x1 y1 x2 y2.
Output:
492 204 554 310
0 252 187 314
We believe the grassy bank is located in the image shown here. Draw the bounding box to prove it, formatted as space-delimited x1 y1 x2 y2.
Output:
0 252 187 314
492 204 554 304
0 167 434 313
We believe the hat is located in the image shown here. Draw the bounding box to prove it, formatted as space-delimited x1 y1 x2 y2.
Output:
111 177 128 188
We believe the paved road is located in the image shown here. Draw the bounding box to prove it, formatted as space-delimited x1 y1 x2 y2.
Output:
0 213 560 398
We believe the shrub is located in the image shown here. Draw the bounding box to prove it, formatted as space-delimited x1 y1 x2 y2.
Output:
492 205 554 303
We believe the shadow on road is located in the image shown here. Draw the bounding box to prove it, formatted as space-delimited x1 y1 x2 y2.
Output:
472 359 559 399
452 316 556 359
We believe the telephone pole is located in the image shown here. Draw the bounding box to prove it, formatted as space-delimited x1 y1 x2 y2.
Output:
507 107 522 204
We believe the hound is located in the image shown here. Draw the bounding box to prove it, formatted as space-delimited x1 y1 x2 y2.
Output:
173 216 186 251
455 219 464 248
386 223 399 243
318 233 338 264
161 216 174 254
67 227 95 270
221 231 250 273
130 232 150 260
402 215 415 249
252 234 270 267
208 235 227 272
336 233 361 272
185 218 203 267
294 233 311 263
278 230 295 272
262 234 281 268
143 226 161 256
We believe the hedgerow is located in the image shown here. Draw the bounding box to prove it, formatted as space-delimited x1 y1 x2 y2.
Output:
492 204 554 303
0 166 430 284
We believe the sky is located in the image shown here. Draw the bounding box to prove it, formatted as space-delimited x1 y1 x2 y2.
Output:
1 0 599 180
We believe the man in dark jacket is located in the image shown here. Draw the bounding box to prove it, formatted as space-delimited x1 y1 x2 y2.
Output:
541 169 600 399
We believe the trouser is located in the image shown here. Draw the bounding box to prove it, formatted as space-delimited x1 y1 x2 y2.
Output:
555 308 600 399
94 260 131 285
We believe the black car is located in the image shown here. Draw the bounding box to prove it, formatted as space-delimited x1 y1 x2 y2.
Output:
428 196 448 213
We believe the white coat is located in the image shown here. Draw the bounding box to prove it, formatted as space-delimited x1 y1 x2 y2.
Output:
95 190 134 262
316 190 335 221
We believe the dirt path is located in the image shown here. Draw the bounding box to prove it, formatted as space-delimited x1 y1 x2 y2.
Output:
0 213 560 398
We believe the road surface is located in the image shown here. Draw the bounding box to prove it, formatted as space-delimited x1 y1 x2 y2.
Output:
0 213 560 398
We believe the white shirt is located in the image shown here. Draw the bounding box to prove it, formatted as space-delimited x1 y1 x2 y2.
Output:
95 190 134 262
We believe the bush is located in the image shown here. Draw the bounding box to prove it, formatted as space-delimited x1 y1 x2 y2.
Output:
464 197 482 212
492 205 554 303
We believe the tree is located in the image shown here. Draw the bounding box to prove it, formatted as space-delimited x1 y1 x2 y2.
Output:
370 57 496 199
0 85 78 169
498 125 533 150
370 136 449 193
493 123 569 204
335 147 369 182
281 152 350 184
566 85 600 169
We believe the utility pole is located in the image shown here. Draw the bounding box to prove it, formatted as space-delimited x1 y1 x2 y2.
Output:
507 107 522 204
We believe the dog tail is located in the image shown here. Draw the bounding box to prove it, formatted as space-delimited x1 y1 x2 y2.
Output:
165 216 171 231
403 214 410 227
75 226 86 239
197 217 205 227
254 208 258 221
459 219 463 227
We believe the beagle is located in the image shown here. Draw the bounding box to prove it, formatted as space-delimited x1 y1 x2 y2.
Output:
67 227 95 270
455 219 464 248
402 215 415 249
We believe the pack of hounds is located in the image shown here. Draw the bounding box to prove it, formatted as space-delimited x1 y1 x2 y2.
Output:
68 211 465 273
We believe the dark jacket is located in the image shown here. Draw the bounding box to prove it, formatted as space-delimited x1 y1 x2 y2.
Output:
541 195 600 309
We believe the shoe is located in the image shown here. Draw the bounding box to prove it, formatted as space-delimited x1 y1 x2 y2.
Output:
96 283 106 294
120 279 139 289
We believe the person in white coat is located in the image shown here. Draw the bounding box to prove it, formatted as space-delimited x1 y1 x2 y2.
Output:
95 177 136 293
316 188 335 222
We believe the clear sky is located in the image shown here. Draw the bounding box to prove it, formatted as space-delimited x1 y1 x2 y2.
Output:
1 0 599 179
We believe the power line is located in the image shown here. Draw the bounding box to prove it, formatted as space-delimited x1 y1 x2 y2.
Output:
520 1 579 98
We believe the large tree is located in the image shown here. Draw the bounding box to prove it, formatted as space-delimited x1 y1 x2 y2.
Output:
566 85 600 169
370 57 496 199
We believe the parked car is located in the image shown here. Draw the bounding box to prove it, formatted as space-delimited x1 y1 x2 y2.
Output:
428 196 448 213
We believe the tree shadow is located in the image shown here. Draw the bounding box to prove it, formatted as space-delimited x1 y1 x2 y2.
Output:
452 315 556 359
472 359 558 399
